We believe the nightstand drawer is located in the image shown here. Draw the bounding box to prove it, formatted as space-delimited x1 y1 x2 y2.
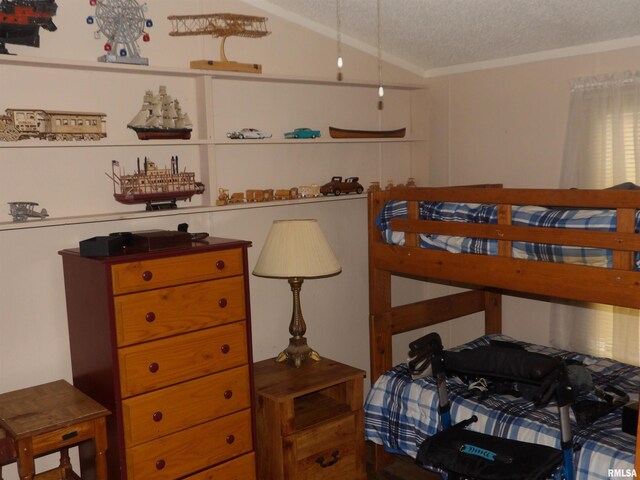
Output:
122 365 251 446
293 414 358 479
111 249 243 295
114 275 246 346
126 409 253 480
118 322 248 397
185 452 256 480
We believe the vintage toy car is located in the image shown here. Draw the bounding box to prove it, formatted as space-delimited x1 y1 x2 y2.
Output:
284 127 321 139
320 176 364 196
226 128 272 139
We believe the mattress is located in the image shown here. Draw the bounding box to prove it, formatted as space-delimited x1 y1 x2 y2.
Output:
376 200 640 268
364 334 639 480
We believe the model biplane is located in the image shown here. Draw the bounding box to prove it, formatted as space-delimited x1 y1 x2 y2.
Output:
168 13 270 73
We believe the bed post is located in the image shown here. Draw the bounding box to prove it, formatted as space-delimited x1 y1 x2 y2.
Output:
484 290 502 334
368 190 394 470
368 190 393 381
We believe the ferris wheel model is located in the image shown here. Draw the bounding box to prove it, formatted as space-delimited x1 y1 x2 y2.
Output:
86 0 153 65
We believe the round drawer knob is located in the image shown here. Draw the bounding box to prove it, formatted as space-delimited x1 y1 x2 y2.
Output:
218 298 228 308
148 362 159 373
145 312 156 323
152 411 163 422
216 260 225 270
224 389 233 400
142 270 153 281
156 459 165 470
221 344 230 354
226 434 235 444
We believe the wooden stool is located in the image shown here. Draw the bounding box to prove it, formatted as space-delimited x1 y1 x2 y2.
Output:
0 380 109 480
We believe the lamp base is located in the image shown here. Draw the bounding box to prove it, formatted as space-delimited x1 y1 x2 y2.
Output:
276 336 321 368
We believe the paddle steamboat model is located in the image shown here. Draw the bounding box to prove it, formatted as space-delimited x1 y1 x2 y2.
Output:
127 86 193 140
0 0 57 54
108 156 205 210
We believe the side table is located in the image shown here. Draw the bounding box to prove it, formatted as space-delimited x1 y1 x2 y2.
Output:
254 357 366 479
0 380 110 480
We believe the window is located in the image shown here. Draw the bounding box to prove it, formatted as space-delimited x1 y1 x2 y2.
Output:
556 72 640 365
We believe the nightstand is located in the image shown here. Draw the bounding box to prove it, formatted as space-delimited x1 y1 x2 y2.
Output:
254 357 366 479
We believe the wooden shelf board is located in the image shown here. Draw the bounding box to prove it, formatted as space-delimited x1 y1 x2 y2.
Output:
214 137 425 146
0 55 425 90
0 195 367 231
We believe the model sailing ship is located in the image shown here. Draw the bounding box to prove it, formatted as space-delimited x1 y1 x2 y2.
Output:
108 156 205 211
127 86 193 140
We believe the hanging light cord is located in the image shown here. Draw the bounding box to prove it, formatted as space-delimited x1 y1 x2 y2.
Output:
377 0 384 100
336 0 343 79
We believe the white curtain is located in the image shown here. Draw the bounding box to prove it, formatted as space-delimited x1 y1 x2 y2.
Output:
553 71 640 366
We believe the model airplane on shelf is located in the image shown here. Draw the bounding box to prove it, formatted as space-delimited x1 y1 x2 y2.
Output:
8 201 48 222
168 13 270 73
0 0 58 55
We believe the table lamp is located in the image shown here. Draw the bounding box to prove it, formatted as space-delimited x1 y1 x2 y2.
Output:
253 219 342 368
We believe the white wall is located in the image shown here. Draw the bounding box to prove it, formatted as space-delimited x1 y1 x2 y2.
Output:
0 2 424 477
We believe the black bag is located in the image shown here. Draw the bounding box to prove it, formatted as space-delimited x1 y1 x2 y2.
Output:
416 422 563 480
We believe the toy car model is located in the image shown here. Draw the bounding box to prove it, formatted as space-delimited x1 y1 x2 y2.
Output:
320 176 364 196
284 127 321 139
226 128 272 139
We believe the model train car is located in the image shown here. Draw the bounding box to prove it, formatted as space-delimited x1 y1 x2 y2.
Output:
0 109 106 141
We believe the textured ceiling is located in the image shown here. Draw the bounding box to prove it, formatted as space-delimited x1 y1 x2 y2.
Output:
251 0 640 75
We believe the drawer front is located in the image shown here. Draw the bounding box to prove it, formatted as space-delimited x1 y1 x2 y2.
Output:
126 409 253 480
185 452 256 480
31 419 98 456
114 275 246 346
118 322 247 397
292 414 358 480
122 365 251 446
111 249 243 295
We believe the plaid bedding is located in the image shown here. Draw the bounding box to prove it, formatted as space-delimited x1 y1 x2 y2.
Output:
376 201 640 267
364 334 639 480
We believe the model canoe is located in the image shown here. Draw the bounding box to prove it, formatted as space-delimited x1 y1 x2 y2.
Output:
329 126 406 139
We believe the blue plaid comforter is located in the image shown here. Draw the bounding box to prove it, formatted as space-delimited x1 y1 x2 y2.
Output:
376 201 640 267
364 335 639 480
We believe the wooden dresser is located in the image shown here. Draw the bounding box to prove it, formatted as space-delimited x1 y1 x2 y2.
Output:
59 237 255 479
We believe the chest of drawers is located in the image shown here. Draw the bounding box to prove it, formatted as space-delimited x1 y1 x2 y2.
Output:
59 237 255 479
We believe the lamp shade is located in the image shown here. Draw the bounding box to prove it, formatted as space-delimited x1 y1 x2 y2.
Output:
253 219 341 278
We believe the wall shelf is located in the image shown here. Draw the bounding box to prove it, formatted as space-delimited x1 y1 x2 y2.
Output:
0 195 367 231
0 52 425 224
0 54 424 90
214 137 424 145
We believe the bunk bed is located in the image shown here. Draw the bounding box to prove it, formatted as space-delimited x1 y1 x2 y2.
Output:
365 185 640 478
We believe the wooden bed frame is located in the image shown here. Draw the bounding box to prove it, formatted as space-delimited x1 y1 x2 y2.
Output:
367 185 640 472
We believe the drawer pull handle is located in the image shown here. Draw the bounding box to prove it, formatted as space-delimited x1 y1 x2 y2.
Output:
62 430 78 441
226 434 235 444
221 344 230 354
218 298 228 308
316 450 340 468
216 260 225 270
152 411 163 422
224 389 233 400
149 362 159 373
142 270 153 281
156 459 166 470
145 312 156 323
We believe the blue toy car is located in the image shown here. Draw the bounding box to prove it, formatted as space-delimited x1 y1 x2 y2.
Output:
284 127 321 139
